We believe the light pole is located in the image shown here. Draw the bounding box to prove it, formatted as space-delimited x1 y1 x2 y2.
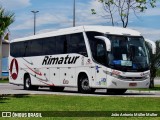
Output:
31 11 39 35
73 0 75 27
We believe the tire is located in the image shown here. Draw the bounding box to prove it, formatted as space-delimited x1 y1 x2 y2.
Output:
24 75 38 90
78 75 95 93
50 86 64 92
107 89 127 95
24 75 32 90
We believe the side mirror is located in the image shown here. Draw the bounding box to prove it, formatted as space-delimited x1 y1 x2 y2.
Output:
94 36 111 52
145 39 156 54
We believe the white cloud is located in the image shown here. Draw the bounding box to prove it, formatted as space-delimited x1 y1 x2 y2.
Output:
136 1 160 17
141 7 160 16
75 0 111 26
37 28 56 34
37 13 71 26
11 0 111 32
11 13 72 31
131 27 160 41
143 1 160 16
11 19 32 30
0 0 31 10
10 0 160 40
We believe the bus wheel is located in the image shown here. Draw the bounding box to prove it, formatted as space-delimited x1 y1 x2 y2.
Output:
24 75 38 90
24 75 32 90
107 89 127 95
78 75 94 93
50 86 64 92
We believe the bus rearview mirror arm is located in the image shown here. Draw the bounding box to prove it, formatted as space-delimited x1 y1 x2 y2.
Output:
145 39 156 54
94 36 111 52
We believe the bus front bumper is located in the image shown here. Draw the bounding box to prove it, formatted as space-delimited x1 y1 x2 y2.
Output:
107 76 150 89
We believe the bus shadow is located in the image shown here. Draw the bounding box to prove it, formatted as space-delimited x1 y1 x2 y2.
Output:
90 92 155 96
12 94 30 98
34 88 156 96
0 94 30 104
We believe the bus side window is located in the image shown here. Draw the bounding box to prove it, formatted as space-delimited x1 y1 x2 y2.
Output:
23 41 29 57
68 33 88 57
11 42 26 57
96 41 107 66
25 41 31 57
10 43 17 57
30 39 43 56
86 32 106 65
43 37 56 55
56 35 66 54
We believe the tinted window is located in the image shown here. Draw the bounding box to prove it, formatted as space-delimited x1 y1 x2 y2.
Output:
96 41 106 65
24 41 30 57
10 42 25 57
56 35 66 54
10 33 87 57
68 33 87 56
30 39 43 56
86 32 107 65
10 40 42 57
43 37 56 55
10 43 17 57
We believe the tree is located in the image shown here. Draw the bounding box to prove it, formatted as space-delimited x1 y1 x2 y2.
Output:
0 6 14 79
147 41 160 88
0 6 14 37
91 0 156 28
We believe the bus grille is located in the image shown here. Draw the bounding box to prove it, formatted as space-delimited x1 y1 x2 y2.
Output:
118 76 148 81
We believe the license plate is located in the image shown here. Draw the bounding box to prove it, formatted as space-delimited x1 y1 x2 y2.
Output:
129 83 137 87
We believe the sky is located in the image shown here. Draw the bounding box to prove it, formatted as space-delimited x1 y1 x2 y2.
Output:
0 0 160 41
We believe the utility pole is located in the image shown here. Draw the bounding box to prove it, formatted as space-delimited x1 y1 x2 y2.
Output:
31 11 39 35
73 0 75 27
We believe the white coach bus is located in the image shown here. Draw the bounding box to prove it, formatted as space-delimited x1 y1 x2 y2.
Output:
9 26 156 94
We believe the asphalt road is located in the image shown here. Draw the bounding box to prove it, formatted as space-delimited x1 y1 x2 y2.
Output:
0 81 160 97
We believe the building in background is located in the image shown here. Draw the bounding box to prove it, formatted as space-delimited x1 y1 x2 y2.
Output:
2 40 9 78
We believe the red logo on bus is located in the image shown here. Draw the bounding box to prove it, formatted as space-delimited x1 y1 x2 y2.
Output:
10 59 19 80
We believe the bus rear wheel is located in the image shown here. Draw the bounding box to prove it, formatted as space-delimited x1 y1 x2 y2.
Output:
78 75 95 93
107 89 127 95
24 75 38 90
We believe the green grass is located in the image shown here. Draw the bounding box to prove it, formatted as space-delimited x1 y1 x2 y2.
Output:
149 85 160 90
0 79 9 83
156 69 160 77
0 95 160 120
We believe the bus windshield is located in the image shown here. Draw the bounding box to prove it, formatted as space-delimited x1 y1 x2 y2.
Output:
107 35 149 72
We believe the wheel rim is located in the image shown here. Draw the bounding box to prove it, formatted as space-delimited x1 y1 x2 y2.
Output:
81 78 90 91
25 78 31 88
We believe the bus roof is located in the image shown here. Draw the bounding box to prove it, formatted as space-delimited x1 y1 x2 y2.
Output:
11 25 141 43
